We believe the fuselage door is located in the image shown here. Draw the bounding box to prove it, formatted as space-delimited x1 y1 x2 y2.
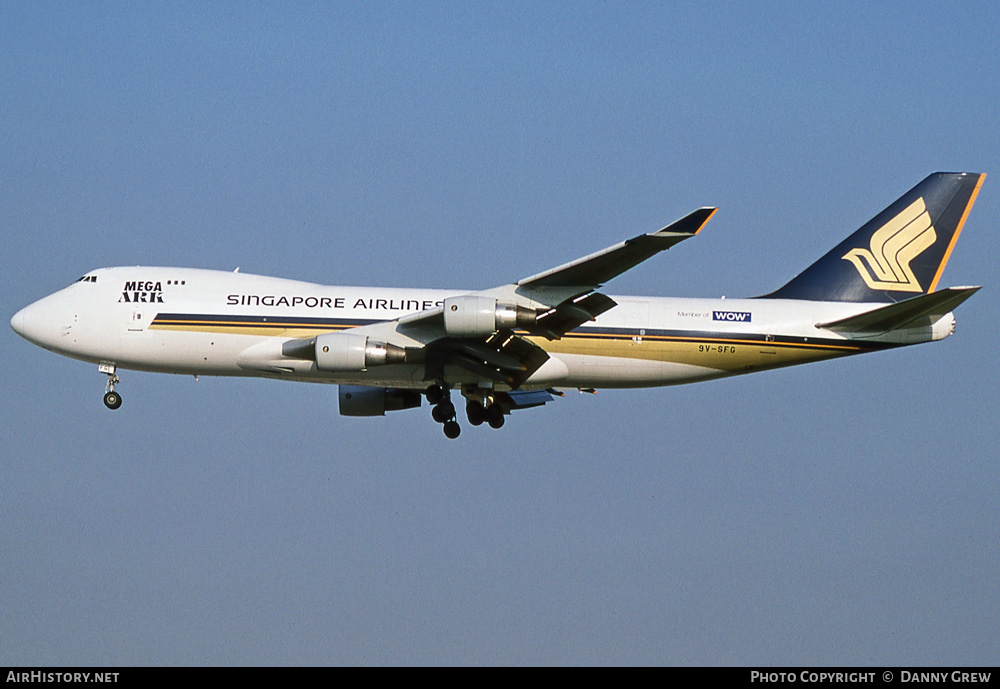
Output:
127 308 145 332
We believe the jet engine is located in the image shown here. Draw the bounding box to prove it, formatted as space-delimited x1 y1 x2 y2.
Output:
442 295 536 337
315 333 406 371
338 385 422 416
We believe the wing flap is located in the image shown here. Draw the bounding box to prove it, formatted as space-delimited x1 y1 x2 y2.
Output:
449 339 527 371
532 292 618 340
425 331 551 388
499 389 554 410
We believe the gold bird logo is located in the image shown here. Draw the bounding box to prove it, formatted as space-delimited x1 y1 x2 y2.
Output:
842 197 936 292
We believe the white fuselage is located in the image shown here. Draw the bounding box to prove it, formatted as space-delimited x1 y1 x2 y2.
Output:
12 266 952 391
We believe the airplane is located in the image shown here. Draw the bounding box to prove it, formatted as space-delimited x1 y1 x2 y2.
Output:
10 172 985 439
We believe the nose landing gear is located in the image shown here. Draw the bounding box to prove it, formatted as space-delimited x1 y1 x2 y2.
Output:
100 363 122 410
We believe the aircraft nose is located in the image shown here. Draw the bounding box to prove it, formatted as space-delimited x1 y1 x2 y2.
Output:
10 298 66 348
10 307 26 337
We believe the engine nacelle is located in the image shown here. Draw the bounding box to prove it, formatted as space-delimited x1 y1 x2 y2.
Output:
442 295 536 337
339 385 422 416
315 332 406 371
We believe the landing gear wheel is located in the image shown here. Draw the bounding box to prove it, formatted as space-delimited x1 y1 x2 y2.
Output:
443 420 461 439
466 402 486 426
101 364 121 410
426 385 445 405
432 401 455 423
487 405 505 429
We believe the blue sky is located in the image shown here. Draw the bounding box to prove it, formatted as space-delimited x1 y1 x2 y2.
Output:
2 2 998 665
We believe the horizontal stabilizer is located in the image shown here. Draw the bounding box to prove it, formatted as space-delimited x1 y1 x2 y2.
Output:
518 207 716 289
817 286 980 334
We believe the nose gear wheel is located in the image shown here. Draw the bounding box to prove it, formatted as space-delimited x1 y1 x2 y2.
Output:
101 364 122 410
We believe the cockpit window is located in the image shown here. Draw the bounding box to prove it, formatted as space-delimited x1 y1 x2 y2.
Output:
74 275 97 284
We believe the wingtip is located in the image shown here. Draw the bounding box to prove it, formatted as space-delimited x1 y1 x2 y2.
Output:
654 206 718 237
694 207 719 234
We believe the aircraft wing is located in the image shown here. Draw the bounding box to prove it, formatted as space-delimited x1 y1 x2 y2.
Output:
398 206 716 341
517 207 716 288
296 209 715 388
510 208 715 339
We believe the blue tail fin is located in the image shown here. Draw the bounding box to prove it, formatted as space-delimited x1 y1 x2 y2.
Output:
763 172 984 302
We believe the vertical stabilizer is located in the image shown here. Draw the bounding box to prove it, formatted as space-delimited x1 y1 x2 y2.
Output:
763 172 984 302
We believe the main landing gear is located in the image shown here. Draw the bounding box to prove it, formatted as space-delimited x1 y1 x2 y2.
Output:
426 384 460 439
100 363 122 410
465 398 504 429
426 384 507 439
